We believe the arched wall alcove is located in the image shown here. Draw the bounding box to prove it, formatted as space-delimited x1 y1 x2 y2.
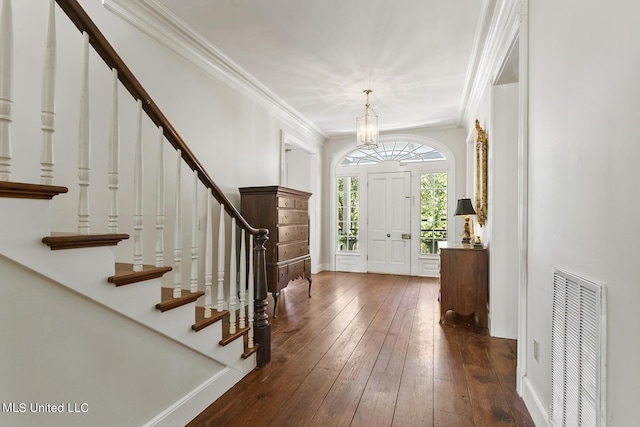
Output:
328 134 458 276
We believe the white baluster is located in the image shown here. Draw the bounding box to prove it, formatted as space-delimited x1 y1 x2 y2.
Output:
247 236 255 348
173 149 183 298
190 170 199 293
107 69 119 232
229 218 237 334
204 189 213 318
239 228 247 329
217 204 225 312
77 32 90 234
0 0 13 181
133 100 143 272
40 0 56 185
154 127 164 267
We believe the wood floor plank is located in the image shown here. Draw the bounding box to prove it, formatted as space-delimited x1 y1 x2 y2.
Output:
255 298 387 424
352 295 416 426
187 273 535 427
470 398 517 426
486 338 517 379
460 334 492 367
392 279 437 426
464 364 508 405
502 384 537 427
189 274 369 425
267 294 392 425
434 409 475 427
299 277 404 425
433 378 472 418
309 330 388 426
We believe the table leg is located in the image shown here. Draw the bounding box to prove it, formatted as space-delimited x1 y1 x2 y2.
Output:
272 290 280 318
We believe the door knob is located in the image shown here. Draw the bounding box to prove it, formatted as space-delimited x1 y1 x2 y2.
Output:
387 234 391 238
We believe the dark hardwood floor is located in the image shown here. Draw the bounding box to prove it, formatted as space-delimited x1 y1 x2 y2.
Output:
188 272 535 427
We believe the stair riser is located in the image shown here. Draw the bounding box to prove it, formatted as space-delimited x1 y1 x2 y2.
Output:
0 199 51 242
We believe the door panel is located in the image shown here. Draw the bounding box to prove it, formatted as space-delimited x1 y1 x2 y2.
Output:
371 240 386 264
367 172 411 275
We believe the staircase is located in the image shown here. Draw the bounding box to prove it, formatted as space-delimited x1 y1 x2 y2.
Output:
0 1 271 426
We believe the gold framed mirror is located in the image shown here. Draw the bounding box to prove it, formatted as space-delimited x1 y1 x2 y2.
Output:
475 119 488 227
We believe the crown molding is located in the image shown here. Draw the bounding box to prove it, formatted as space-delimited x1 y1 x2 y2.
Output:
102 0 328 141
458 0 523 131
457 0 495 127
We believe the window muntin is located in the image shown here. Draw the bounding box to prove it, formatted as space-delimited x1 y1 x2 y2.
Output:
337 176 359 252
340 141 445 166
420 172 447 254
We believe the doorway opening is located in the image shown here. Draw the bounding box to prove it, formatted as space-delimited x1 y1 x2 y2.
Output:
281 131 320 273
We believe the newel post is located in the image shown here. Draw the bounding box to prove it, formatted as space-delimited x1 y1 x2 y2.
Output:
253 230 271 367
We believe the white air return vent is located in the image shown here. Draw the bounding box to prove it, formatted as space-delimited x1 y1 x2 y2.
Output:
550 268 606 427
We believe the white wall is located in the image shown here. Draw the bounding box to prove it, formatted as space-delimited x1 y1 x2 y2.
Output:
489 83 519 339
283 147 312 191
525 1 640 425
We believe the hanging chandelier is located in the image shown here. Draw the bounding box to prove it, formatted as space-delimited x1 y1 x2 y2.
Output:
356 89 379 149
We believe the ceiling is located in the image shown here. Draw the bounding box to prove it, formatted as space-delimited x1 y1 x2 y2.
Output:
155 0 488 137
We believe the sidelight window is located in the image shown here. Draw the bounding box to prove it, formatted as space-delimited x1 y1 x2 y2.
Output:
420 172 447 254
337 176 359 251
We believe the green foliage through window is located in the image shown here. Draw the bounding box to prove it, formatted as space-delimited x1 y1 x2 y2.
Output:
421 173 447 254
337 176 359 251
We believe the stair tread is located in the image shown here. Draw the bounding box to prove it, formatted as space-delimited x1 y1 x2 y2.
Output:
108 263 172 286
43 232 129 250
241 335 260 359
192 307 228 332
0 181 68 200
156 288 204 312
219 320 250 346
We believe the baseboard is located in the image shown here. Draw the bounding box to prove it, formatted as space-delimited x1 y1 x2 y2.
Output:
315 262 330 273
143 367 245 427
521 376 550 427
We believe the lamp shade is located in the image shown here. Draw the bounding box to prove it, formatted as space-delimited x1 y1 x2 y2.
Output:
454 198 476 216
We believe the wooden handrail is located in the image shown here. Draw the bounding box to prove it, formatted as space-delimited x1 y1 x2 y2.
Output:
54 0 267 237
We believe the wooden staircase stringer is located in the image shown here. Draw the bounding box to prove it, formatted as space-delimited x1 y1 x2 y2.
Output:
107 264 250 354
0 234 254 372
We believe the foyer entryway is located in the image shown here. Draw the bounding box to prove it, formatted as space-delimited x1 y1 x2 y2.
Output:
333 137 456 276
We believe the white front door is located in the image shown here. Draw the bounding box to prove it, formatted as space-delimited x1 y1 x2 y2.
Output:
367 172 411 275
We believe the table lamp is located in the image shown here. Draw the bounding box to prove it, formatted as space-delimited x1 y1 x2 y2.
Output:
454 197 476 243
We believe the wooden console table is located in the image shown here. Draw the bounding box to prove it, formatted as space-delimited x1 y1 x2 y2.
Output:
438 242 488 328
239 186 312 318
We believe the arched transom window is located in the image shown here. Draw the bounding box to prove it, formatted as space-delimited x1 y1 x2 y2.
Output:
340 141 445 166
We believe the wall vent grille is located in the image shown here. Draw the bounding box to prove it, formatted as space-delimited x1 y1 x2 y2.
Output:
550 268 606 427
